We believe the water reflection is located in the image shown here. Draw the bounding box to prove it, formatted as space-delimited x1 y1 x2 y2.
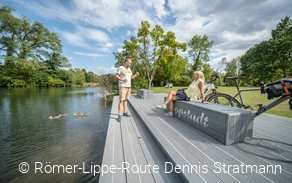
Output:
0 87 111 182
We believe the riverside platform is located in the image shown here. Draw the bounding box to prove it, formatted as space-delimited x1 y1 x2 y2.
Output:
99 94 292 183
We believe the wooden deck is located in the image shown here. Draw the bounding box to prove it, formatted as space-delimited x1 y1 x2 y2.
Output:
100 94 292 183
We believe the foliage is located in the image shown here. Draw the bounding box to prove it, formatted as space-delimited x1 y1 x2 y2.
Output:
97 73 118 95
154 53 187 86
114 21 187 89
202 63 212 82
241 16 292 85
47 76 64 87
188 35 214 71
0 6 99 87
173 75 193 86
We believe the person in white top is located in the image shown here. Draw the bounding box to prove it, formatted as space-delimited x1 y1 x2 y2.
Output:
157 71 209 117
116 59 139 122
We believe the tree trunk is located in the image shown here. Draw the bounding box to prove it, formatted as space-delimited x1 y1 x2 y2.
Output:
148 79 152 89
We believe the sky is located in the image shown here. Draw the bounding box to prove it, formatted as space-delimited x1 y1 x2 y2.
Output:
1 0 291 74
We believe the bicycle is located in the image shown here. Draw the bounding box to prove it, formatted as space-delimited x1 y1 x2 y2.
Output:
205 76 292 117
203 73 220 97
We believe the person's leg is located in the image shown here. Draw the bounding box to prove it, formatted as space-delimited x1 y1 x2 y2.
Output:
123 100 131 116
164 90 177 105
118 99 124 115
164 96 176 117
123 88 131 116
117 99 124 121
169 96 177 112
123 100 128 113
158 90 177 109
118 87 126 121
118 88 123 115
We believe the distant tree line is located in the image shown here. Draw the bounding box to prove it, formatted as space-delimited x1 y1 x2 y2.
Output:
0 6 99 87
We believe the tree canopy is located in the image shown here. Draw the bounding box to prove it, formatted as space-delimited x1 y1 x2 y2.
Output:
114 21 187 89
241 16 292 85
0 6 97 87
188 35 214 71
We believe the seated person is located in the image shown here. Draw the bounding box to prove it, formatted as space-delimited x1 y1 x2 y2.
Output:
157 71 208 117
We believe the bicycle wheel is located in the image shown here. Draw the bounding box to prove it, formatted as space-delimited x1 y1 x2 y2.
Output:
206 93 242 108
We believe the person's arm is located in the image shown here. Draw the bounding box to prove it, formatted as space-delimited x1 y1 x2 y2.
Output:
116 73 127 82
198 81 207 104
131 72 139 79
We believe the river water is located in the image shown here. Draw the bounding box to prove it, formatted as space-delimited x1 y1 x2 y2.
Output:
0 87 111 182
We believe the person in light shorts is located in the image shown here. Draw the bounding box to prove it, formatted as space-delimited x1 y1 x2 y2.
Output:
116 59 139 122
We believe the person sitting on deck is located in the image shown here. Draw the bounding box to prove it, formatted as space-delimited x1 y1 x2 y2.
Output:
157 71 209 117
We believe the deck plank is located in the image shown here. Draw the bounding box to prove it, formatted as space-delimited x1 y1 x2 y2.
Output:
120 114 156 182
99 96 126 183
128 104 183 183
253 132 292 153
253 124 292 141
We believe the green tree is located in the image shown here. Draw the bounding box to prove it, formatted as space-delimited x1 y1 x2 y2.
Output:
57 70 73 86
74 68 86 85
47 76 64 87
202 63 213 82
241 16 292 84
86 71 95 82
0 6 20 58
178 60 193 86
271 16 292 78
155 53 187 85
224 58 238 86
114 21 186 89
0 6 70 87
188 35 213 71
67 69 76 85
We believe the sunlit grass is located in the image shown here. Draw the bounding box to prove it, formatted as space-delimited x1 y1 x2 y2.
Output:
152 86 292 118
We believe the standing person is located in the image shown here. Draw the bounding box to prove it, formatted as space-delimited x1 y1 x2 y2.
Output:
157 71 208 117
116 59 139 122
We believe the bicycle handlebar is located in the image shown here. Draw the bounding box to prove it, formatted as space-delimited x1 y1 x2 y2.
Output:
207 73 219 83
260 80 282 94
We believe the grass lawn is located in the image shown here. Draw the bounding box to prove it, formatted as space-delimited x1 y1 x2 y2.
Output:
152 86 292 118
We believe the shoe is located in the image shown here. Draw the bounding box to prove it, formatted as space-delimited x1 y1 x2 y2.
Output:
117 115 122 122
157 104 167 110
123 112 131 117
164 112 173 117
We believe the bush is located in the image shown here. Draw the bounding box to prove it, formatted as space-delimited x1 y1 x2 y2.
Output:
173 75 192 86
